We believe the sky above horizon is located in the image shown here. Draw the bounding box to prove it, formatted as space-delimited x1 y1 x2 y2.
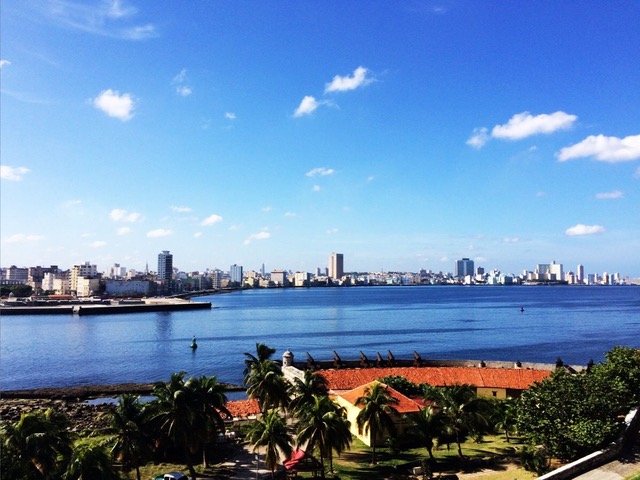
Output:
1 1 639 277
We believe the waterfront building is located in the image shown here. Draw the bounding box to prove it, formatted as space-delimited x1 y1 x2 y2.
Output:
294 271 311 287
535 261 564 282
271 269 288 286
230 264 243 285
157 251 173 293
70 262 97 293
455 258 474 278
577 264 584 284
76 277 100 297
329 252 344 279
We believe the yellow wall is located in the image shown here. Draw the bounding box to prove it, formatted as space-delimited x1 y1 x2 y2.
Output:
476 387 507 399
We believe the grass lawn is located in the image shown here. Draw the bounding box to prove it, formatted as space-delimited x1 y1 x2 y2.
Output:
115 434 535 480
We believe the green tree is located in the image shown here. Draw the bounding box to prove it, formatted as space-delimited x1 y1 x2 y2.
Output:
150 372 228 479
591 346 640 407
410 405 441 461
243 343 289 413
296 394 352 475
378 375 422 397
247 409 293 480
517 368 625 460
185 374 231 467
107 394 150 480
9 284 34 297
63 443 121 480
491 398 518 443
1 408 73 479
288 369 329 416
423 384 490 458
355 382 399 464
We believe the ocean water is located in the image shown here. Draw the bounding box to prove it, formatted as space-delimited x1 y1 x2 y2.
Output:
1 286 639 391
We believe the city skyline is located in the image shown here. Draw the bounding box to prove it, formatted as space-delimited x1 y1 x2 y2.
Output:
2 2 639 276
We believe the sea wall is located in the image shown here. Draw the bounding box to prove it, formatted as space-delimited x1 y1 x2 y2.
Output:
0 299 211 316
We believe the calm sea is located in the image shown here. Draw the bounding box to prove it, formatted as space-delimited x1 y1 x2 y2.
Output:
1 286 639 391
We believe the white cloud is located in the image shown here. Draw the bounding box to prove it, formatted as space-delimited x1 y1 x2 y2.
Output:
194 232 203 238
492 111 577 140
1 165 30 181
503 237 520 244
176 85 192 97
595 190 623 200
109 208 141 222
284 212 297 217
0 60 10 69
325 66 373 93
306 167 335 177
468 111 577 149
147 228 173 238
312 185 321 191
171 205 192 213
201 214 223 226
565 224 606 236
557 134 640 163
38 0 157 40
243 231 271 245
326 228 339 235
367 175 375 182
5 233 44 243
261 206 272 212
90 240 107 247
225 112 236 120
117 227 131 235
93 89 135 121
294 95 320 117
63 199 82 208
173 68 187 84
466 127 489 149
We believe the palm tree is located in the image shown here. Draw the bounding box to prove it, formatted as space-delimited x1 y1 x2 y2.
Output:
424 384 490 458
150 373 230 477
243 343 289 413
1 408 74 479
63 443 120 480
107 394 150 480
355 382 399 464
296 394 351 476
185 374 231 467
288 369 329 416
491 397 518 443
411 405 441 461
247 409 293 480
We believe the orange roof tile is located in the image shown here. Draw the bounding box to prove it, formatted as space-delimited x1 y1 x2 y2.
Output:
226 399 260 418
338 381 422 414
320 366 550 392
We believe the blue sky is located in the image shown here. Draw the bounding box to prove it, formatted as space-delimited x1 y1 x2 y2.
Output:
1 1 639 277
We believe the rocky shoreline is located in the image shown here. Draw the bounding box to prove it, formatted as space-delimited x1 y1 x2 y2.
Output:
0 383 158 433
0 382 247 433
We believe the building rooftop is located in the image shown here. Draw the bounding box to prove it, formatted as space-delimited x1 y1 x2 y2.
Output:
319 365 551 392
337 381 424 414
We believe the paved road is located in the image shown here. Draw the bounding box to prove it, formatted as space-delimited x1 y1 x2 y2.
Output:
573 442 640 480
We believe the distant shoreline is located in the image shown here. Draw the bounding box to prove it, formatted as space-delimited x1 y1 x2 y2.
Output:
1 382 245 400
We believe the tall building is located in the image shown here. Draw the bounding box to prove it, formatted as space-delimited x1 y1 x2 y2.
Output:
230 264 243 285
71 261 97 293
329 253 344 279
577 264 584 284
454 258 474 278
157 251 173 284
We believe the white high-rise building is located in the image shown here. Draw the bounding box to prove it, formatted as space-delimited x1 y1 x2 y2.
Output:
329 253 344 279
577 264 584 284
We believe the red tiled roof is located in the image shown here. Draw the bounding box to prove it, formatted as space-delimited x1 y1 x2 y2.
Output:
320 366 551 392
338 381 422 414
226 399 260 418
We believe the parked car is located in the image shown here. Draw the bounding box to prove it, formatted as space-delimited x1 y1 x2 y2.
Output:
152 472 188 480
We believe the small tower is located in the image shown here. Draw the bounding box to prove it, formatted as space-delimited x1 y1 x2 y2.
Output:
282 350 294 367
